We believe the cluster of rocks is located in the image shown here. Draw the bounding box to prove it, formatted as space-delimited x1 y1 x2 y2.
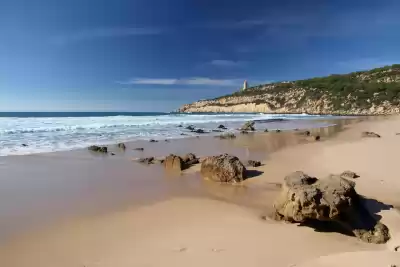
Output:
272 171 390 244
135 153 200 171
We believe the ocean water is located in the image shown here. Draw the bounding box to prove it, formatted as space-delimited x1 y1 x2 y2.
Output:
0 112 336 156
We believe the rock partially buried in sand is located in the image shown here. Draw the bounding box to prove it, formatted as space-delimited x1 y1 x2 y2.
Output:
240 121 255 131
218 124 227 130
340 170 359 179
240 130 249 134
21 143 28 147
362 131 381 138
149 139 158 143
164 154 184 171
200 154 247 183
117 143 126 150
88 145 108 153
133 147 144 151
192 129 207 134
276 129 281 133
218 133 236 139
138 157 155 164
247 160 261 167
273 171 390 244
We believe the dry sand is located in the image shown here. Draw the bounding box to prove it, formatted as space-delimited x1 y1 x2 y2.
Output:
0 116 400 266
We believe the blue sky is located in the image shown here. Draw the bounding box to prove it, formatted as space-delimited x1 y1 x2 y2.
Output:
1 0 400 112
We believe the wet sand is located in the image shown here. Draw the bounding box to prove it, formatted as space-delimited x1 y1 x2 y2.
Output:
1 116 400 266
0 117 360 241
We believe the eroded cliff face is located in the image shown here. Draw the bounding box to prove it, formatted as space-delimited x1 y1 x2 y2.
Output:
178 66 400 115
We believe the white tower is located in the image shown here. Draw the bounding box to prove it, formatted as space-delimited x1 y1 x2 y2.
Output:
243 80 248 91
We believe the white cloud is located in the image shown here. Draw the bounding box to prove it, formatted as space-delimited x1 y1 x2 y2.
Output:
117 77 241 86
52 27 163 44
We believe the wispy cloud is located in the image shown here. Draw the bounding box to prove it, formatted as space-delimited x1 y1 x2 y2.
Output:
52 27 163 45
117 77 241 86
209 59 246 67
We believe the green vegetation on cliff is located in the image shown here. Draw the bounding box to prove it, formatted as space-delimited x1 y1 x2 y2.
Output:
179 65 400 114
218 64 400 110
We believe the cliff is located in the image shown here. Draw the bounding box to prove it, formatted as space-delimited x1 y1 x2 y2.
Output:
178 65 400 115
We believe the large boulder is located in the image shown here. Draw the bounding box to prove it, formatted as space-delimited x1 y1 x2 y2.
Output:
200 154 246 183
273 171 390 244
240 121 255 131
164 154 184 171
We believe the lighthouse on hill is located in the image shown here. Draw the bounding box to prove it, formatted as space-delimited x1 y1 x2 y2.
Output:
242 80 248 91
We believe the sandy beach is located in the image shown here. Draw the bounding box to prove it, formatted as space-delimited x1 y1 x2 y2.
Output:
0 116 400 267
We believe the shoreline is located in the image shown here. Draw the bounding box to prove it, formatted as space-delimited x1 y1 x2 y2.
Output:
0 115 399 266
0 114 351 157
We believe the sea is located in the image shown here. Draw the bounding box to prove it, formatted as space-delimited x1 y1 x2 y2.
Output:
0 112 337 156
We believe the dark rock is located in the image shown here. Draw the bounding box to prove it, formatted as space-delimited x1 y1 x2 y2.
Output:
273 171 390 244
178 124 183 128
165 139 170 142
218 124 227 130
200 154 247 183
21 144 28 147
314 135 321 141
240 121 255 131
117 143 126 150
247 160 261 167
110 152 116 156
138 157 155 164
133 148 144 151
361 131 381 138
186 125 195 131
212 129 223 132
218 133 236 139
164 154 184 171
186 158 200 166
88 145 108 153
192 129 207 134
180 133 188 136
276 129 281 133
340 170 359 179
264 129 269 132
149 139 158 142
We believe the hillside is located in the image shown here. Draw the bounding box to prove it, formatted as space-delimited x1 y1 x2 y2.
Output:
178 65 400 115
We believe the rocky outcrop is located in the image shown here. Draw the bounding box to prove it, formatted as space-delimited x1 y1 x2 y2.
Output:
240 121 255 131
200 154 246 183
178 65 400 115
273 171 390 244
88 145 108 153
